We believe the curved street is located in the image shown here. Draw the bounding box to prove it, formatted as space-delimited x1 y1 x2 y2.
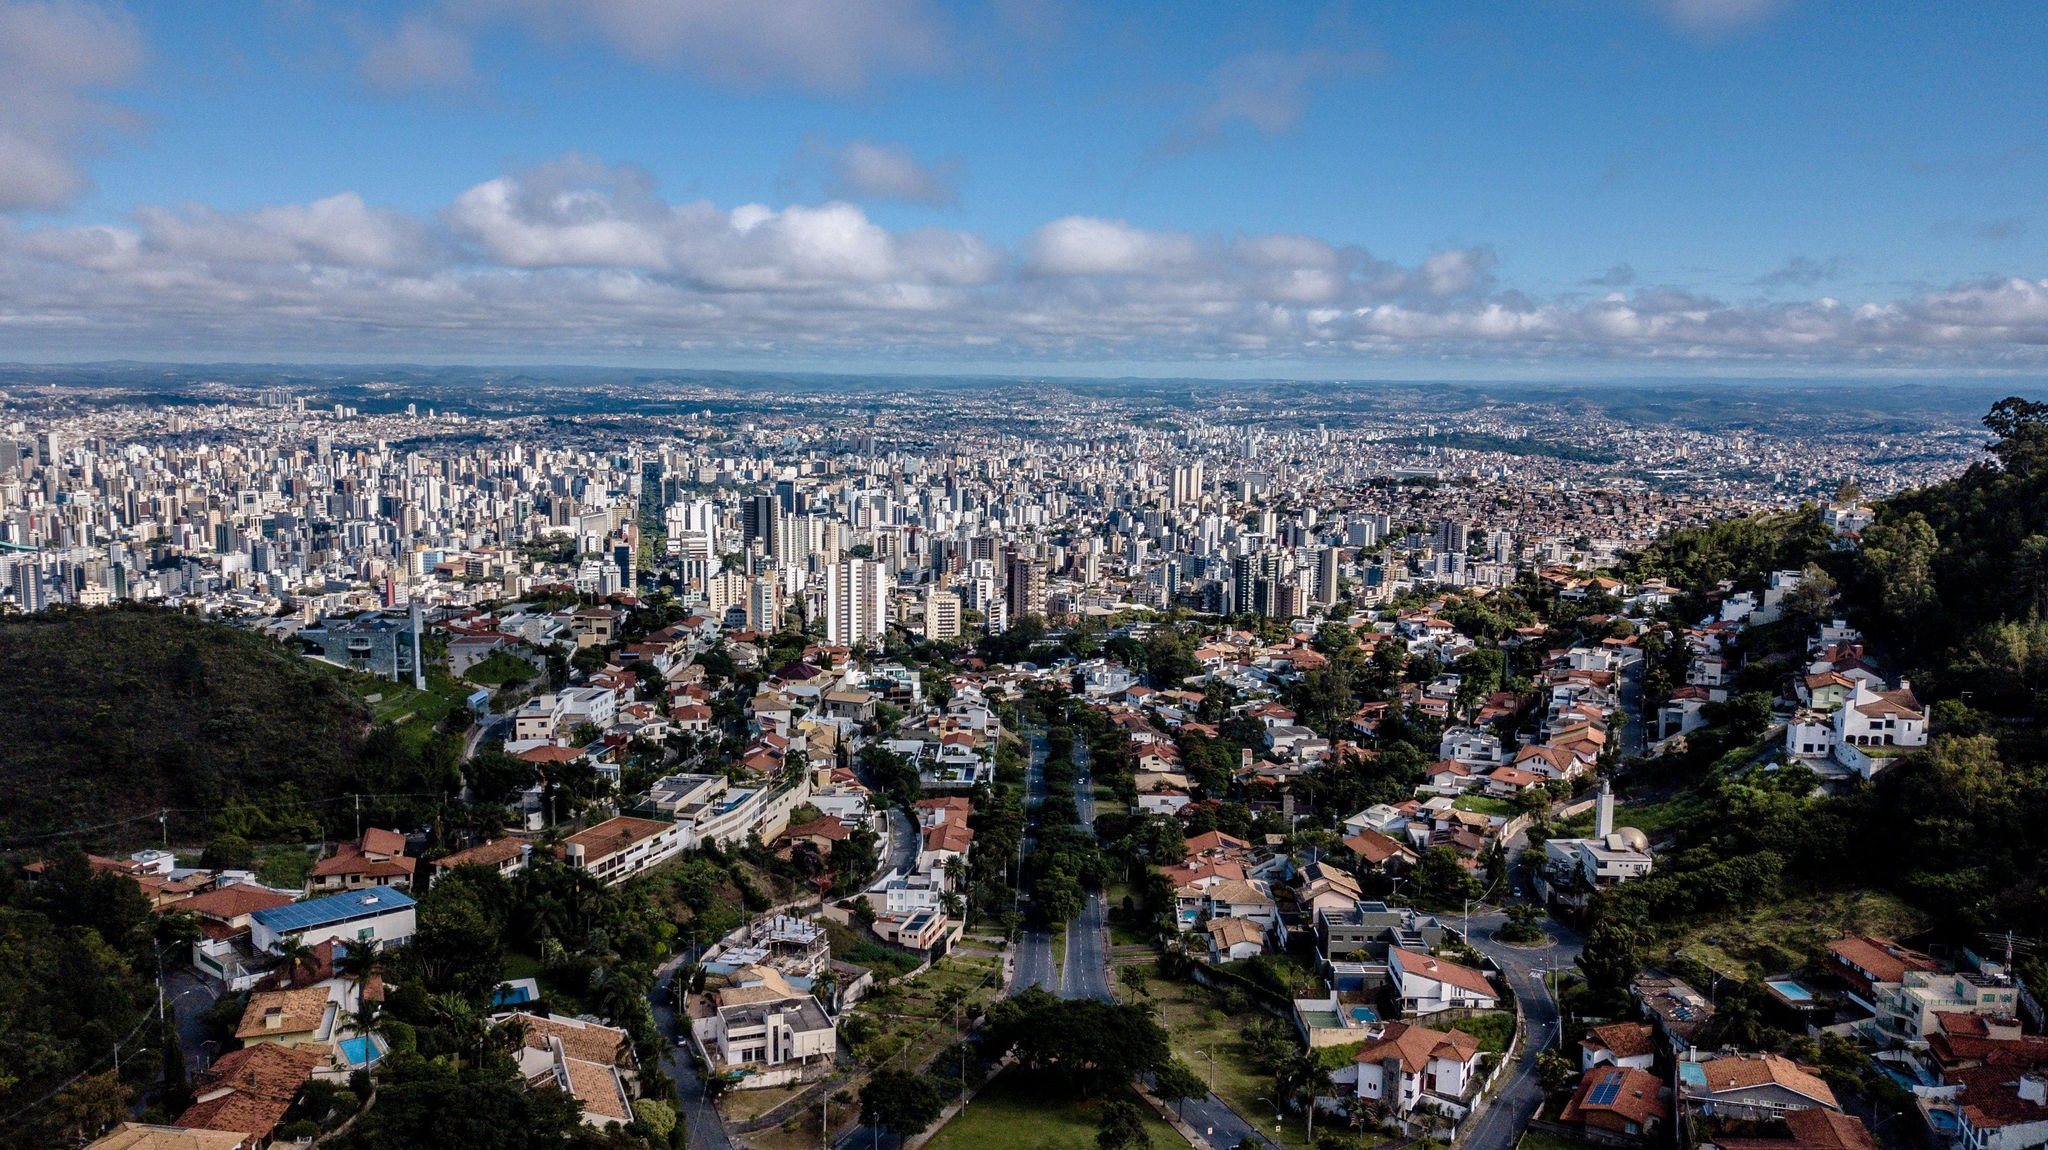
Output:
1460 908 1585 1150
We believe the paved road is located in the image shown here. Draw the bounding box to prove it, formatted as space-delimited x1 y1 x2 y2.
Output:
1619 656 1647 758
1175 1087 1282 1150
883 807 917 877
1011 729 1059 997
650 953 736 1150
1459 909 1585 1150
1061 890 1113 1002
164 967 221 1075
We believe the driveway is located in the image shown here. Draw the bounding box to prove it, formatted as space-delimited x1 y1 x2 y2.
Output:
650 952 736 1150
1460 909 1585 1150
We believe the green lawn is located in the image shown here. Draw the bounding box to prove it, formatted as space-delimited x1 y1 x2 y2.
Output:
1670 886 1928 979
1555 795 1699 838
1148 969 1313 1150
924 1070 1176 1150
1449 1011 1517 1054
254 844 315 889
1453 795 1517 817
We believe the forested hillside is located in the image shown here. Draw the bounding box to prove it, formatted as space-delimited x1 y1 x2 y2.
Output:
0 607 378 844
1591 396 2048 997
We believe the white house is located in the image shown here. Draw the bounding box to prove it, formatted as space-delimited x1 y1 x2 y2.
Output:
1351 1022 1485 1123
1439 727 1506 767
1785 711 1835 761
1388 947 1498 1015
248 888 417 954
1832 679 1925 779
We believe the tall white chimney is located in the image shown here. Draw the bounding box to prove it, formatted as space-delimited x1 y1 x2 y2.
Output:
1596 777 1615 840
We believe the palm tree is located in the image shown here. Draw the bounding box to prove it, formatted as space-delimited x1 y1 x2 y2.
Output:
430 993 485 1069
335 939 382 1005
272 936 323 986
1278 1051 1333 1146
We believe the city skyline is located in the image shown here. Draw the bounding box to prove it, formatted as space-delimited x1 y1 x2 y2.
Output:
2 2 2047 374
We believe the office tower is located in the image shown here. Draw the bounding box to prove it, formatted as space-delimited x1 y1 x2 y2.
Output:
1316 545 1340 606
1171 462 1203 508
742 493 777 547
1005 554 1046 621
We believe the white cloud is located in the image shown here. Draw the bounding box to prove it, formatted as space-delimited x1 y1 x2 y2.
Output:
827 140 961 207
0 0 145 211
1159 48 1381 155
406 0 942 95
359 15 477 94
1657 0 1786 37
9 156 2048 366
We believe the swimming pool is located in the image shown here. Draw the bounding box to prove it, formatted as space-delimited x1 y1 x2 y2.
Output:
1678 1062 1708 1088
1928 1110 1962 1136
337 1035 385 1067
1350 1006 1380 1024
1766 979 1814 1002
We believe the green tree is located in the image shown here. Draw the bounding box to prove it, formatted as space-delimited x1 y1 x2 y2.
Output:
1151 1059 1206 1118
860 1069 946 1141
1096 1098 1152 1150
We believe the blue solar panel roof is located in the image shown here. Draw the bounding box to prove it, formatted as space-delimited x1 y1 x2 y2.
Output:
1587 1072 1624 1106
251 887 415 933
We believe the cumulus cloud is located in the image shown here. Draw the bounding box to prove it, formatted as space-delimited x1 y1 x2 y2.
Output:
443 153 998 288
1159 48 1381 155
0 0 145 211
1656 0 1786 37
823 140 961 207
9 156 2048 365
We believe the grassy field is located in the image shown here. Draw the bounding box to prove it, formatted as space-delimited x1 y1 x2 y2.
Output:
1453 795 1517 817
1449 1011 1517 1054
254 843 316 889
1670 886 1928 979
1555 795 1700 838
925 1070 1177 1150
842 953 1004 1072
1146 966 1313 1150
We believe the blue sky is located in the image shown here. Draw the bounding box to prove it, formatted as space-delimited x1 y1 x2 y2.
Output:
5 0 2048 374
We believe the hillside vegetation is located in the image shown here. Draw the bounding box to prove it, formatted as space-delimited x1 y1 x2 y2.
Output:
0 606 373 844
1583 396 2048 1007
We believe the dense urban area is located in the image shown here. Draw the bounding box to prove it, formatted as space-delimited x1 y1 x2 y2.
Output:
5 369 2048 1150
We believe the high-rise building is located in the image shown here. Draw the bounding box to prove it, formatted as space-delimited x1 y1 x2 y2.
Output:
1005 553 1046 621
1315 545 1340 606
1171 462 1203 508
924 588 962 641
825 557 887 648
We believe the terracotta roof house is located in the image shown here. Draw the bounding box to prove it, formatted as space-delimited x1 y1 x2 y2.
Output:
1679 1053 1839 1120
1582 1021 1657 1071
1825 935 1937 1000
1713 1108 1881 1150
1389 947 1498 1014
174 1043 326 1143
1559 1066 1670 1142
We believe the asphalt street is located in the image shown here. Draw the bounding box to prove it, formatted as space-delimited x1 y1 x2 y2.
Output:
1011 728 1060 997
164 967 221 1076
650 952 736 1150
1459 909 1585 1150
883 806 917 877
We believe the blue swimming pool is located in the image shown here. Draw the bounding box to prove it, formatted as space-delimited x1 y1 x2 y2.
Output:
1766 979 1814 1002
1679 1062 1708 1087
1929 1110 1961 1136
1350 1006 1380 1024
491 983 535 1007
337 1035 384 1067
